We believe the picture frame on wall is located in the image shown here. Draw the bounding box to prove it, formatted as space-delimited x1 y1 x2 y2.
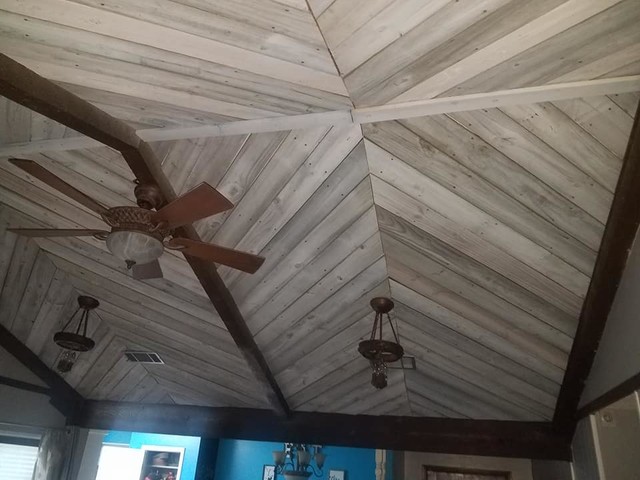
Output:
262 465 276 480
328 470 345 480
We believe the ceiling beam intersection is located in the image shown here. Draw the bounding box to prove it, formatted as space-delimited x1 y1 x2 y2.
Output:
0 53 290 416
0 323 83 417
1 75 638 157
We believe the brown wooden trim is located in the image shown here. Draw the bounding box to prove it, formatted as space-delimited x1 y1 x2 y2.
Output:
0 375 51 396
0 324 83 417
0 55 289 415
74 401 572 461
577 372 640 419
553 101 640 432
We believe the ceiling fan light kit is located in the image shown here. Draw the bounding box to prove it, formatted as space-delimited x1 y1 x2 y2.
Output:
7 158 265 278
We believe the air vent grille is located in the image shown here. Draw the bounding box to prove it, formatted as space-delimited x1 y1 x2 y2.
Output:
388 356 416 370
124 351 164 364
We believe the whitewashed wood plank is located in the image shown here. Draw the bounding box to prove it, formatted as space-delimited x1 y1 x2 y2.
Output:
255 231 383 347
351 0 564 105
0 236 40 328
231 166 372 312
265 258 388 373
0 97 31 143
213 127 330 248
448 108 613 224
179 134 248 195
364 123 597 275
377 207 578 337
553 96 635 159
72 0 336 73
550 44 640 83
276 313 370 397
372 177 582 316
344 0 509 103
9 55 279 120
245 208 379 332
232 125 361 255
307 0 335 17
332 0 449 76
404 362 535 421
442 0 640 99
367 139 590 297
608 92 640 116
198 131 288 241
392 280 565 381
318 0 391 49
24 269 75 354
10 250 56 342
396 303 560 402
384 233 573 351
501 102 623 192
392 0 624 102
3 0 348 95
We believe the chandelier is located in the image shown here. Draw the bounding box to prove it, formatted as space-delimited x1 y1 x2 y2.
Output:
54 296 98 373
272 444 325 480
358 297 403 389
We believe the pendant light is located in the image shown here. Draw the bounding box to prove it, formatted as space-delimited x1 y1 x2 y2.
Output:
358 297 403 389
54 296 98 373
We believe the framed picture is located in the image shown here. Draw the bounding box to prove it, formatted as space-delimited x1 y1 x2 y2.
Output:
262 465 276 480
328 470 345 480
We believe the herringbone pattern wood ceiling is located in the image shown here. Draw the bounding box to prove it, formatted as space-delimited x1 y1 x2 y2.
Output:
1 0 639 420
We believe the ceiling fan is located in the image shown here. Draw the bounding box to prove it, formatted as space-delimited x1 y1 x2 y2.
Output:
7 158 264 279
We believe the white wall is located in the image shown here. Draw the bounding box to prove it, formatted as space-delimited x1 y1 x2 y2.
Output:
531 460 572 480
398 451 533 480
591 394 640 480
581 233 640 406
0 346 66 429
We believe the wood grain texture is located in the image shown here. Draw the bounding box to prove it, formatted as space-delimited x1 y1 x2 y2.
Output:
0 0 637 424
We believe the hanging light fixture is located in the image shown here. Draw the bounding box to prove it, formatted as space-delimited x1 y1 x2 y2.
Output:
272 444 325 480
54 296 98 373
358 297 403 389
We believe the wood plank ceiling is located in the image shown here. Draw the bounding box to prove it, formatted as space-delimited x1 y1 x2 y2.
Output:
1 0 639 421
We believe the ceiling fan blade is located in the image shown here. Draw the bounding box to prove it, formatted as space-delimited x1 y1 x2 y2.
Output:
132 260 163 280
151 183 233 229
168 237 264 274
9 158 108 215
8 228 108 237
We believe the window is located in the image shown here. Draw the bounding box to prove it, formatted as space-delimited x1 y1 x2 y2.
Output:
0 437 39 480
424 465 511 480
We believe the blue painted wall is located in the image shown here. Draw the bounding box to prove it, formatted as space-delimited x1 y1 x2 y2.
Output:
103 431 201 480
214 439 391 480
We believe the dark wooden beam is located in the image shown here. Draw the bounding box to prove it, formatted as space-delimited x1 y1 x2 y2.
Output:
74 401 572 461
0 54 290 416
553 102 640 433
0 324 84 417
577 371 640 419
0 53 140 154
0 375 51 395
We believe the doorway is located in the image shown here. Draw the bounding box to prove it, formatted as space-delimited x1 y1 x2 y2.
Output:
424 466 510 480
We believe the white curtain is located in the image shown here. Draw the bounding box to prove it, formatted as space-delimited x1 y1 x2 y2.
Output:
32 428 76 480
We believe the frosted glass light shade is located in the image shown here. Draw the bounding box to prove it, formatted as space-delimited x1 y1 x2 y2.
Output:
106 231 164 264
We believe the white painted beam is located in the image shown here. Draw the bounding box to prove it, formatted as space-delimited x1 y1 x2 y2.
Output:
1 76 638 156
